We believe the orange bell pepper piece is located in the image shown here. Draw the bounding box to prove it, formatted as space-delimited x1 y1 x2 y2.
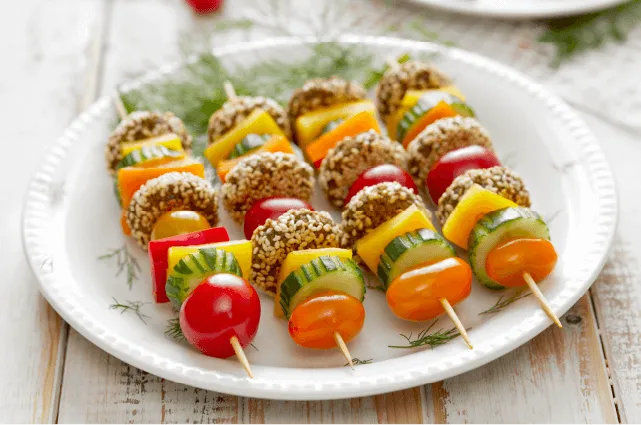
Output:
401 102 458 148
216 135 294 183
305 111 380 167
118 161 205 235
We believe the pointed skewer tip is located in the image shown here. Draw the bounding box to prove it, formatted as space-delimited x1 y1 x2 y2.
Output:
224 81 237 101
334 332 354 369
522 272 562 328
113 92 128 121
440 298 473 349
230 336 254 378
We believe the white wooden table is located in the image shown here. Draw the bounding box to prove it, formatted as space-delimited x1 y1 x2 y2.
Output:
3 0 641 422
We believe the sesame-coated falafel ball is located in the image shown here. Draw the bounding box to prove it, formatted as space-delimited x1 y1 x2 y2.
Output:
106 111 192 175
376 60 451 121
318 130 408 209
407 116 494 188
220 152 314 223
250 209 342 296
126 172 218 250
437 166 531 225
288 76 367 123
207 96 291 144
341 182 428 249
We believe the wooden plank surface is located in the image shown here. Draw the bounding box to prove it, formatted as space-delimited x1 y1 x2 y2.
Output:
0 0 107 422
584 115 641 423
424 296 616 423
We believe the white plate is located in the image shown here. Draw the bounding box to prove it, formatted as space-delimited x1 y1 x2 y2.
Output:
22 36 617 400
407 0 628 19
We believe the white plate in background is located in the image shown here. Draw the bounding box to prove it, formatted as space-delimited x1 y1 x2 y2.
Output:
406 0 628 19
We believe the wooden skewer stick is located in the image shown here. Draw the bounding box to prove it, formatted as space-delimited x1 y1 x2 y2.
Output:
440 298 473 349
230 336 254 378
334 331 354 369
224 81 237 101
113 92 128 121
523 272 562 328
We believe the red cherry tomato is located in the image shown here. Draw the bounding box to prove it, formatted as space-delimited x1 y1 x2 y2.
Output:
185 0 223 14
426 146 501 204
179 273 261 358
345 164 418 205
243 197 313 239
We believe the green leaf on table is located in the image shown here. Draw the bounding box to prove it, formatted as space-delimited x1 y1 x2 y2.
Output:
540 0 641 66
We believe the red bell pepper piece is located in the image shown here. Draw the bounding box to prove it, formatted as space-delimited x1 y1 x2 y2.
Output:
148 226 229 303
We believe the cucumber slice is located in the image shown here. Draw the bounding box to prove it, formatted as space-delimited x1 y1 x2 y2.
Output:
279 255 365 319
165 247 242 307
469 207 550 290
319 118 345 136
116 145 183 170
396 92 474 143
227 134 271 159
450 102 475 117
377 228 456 288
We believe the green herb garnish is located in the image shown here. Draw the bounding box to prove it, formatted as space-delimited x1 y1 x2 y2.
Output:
479 290 532 315
363 52 411 89
109 298 150 324
345 357 373 366
98 246 141 289
540 0 641 66
165 317 185 342
389 321 460 349
120 43 377 148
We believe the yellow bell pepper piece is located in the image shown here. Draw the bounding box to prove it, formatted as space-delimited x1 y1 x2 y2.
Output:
295 101 376 148
274 248 353 318
168 240 252 279
386 86 466 141
442 185 519 249
355 205 435 274
121 133 183 156
204 109 285 167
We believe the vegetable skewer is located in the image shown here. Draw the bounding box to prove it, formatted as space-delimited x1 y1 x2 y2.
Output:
205 81 293 179
251 208 364 366
351 201 473 349
376 58 562 328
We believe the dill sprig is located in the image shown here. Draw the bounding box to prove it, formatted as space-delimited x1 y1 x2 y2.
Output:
98 245 141 289
119 43 377 151
345 358 373 366
479 290 531 315
363 52 411 89
109 298 150 324
540 0 641 66
165 317 185 342
389 321 460 349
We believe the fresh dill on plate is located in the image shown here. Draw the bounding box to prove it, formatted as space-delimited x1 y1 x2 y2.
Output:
165 317 186 342
479 291 532 315
389 320 460 349
98 245 141 289
109 298 150 324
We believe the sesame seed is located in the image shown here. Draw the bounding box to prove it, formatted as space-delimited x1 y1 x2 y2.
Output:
437 166 531 225
318 130 409 209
